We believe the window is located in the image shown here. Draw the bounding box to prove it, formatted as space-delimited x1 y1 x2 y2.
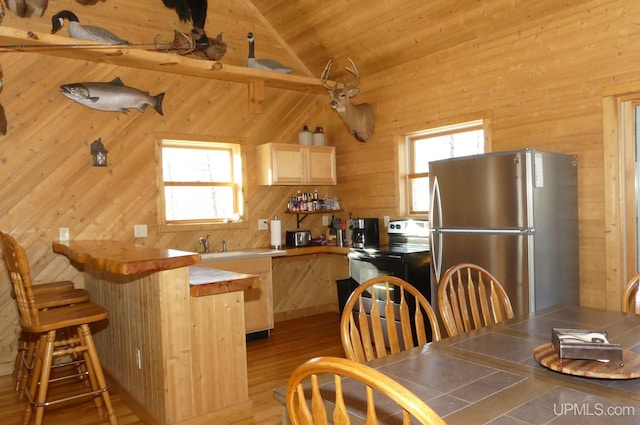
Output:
405 120 486 216
157 137 244 230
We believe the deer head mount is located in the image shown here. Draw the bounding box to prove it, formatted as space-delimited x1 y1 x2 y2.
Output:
320 59 375 143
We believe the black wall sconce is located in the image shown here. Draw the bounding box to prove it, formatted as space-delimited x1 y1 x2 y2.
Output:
90 138 108 167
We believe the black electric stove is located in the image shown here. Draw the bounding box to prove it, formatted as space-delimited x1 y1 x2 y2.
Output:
346 219 431 303
341 219 432 344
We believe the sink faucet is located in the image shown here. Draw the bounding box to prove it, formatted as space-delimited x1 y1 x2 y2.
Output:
198 234 210 253
222 240 227 252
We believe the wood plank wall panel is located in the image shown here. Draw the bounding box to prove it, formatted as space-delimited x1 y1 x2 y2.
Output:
84 270 166 423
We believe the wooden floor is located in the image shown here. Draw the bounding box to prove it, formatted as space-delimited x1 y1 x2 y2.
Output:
0 312 344 425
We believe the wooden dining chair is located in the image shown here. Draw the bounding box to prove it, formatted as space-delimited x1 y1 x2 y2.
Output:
438 263 514 337
286 356 447 425
340 276 441 363
622 272 640 314
0 231 118 425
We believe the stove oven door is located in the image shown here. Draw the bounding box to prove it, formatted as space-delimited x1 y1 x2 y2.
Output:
347 249 432 345
348 250 409 290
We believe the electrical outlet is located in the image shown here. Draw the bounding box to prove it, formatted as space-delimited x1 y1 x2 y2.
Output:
59 227 70 242
136 348 142 370
258 219 269 230
134 224 148 238
384 216 390 226
322 215 330 226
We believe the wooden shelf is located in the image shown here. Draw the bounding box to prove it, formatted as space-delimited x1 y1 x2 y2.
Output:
286 209 343 228
0 26 331 112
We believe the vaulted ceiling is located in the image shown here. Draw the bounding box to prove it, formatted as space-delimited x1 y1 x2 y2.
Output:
249 0 588 78
0 1 596 83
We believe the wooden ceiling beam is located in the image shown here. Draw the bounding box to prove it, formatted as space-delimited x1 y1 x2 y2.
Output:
0 26 332 98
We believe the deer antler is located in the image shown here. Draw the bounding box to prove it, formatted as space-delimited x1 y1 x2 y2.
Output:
320 60 336 90
344 58 361 89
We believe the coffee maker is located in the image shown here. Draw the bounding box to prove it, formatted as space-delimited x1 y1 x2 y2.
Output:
351 218 380 248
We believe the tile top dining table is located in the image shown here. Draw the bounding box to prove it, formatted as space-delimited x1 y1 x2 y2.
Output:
274 305 640 424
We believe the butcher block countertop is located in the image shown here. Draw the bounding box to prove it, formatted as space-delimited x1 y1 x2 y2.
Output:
52 240 200 275
52 241 350 275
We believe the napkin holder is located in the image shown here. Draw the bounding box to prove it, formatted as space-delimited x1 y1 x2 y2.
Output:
551 328 623 366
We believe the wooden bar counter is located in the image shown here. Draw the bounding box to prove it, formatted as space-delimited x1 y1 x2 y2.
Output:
52 241 254 425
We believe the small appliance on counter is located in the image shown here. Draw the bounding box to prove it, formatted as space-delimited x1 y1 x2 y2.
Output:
270 215 282 249
286 230 312 247
351 217 379 248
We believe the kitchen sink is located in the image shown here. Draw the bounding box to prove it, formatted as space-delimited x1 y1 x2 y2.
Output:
199 249 286 263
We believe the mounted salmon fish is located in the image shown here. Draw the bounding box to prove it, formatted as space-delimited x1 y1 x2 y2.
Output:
60 77 165 115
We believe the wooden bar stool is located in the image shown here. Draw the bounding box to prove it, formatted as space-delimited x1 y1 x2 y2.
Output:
14 281 90 399
4 237 91 398
1 232 118 425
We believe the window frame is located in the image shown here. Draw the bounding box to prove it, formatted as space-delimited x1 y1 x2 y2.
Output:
155 134 247 232
401 119 489 218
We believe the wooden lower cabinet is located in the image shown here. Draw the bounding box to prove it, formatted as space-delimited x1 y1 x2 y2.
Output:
198 257 274 334
272 253 348 321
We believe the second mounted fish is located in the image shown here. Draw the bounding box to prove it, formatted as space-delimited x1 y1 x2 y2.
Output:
60 77 165 115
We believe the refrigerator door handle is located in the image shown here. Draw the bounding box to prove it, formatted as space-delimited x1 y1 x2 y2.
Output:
430 228 534 235
430 177 443 282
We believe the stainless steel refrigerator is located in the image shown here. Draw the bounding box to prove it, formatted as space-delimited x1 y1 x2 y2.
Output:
429 148 579 317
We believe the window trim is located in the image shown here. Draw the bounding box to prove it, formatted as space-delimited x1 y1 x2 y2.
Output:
155 134 248 232
399 119 491 218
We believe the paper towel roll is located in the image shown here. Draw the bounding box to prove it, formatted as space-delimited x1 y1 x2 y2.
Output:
270 219 282 248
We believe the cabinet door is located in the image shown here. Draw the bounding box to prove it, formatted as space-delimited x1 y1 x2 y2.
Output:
257 143 305 185
306 146 337 185
198 257 274 333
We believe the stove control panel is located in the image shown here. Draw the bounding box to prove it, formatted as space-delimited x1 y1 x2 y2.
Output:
387 219 429 236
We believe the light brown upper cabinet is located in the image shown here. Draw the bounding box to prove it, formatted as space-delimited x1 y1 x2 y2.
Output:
257 143 337 185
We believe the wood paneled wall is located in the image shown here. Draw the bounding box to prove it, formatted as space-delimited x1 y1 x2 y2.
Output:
1 0 639 375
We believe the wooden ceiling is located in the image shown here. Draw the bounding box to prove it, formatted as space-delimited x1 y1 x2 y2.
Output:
0 0 595 82
249 0 588 78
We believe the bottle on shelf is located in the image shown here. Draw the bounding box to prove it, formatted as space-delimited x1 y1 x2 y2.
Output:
312 127 325 146
298 125 312 145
